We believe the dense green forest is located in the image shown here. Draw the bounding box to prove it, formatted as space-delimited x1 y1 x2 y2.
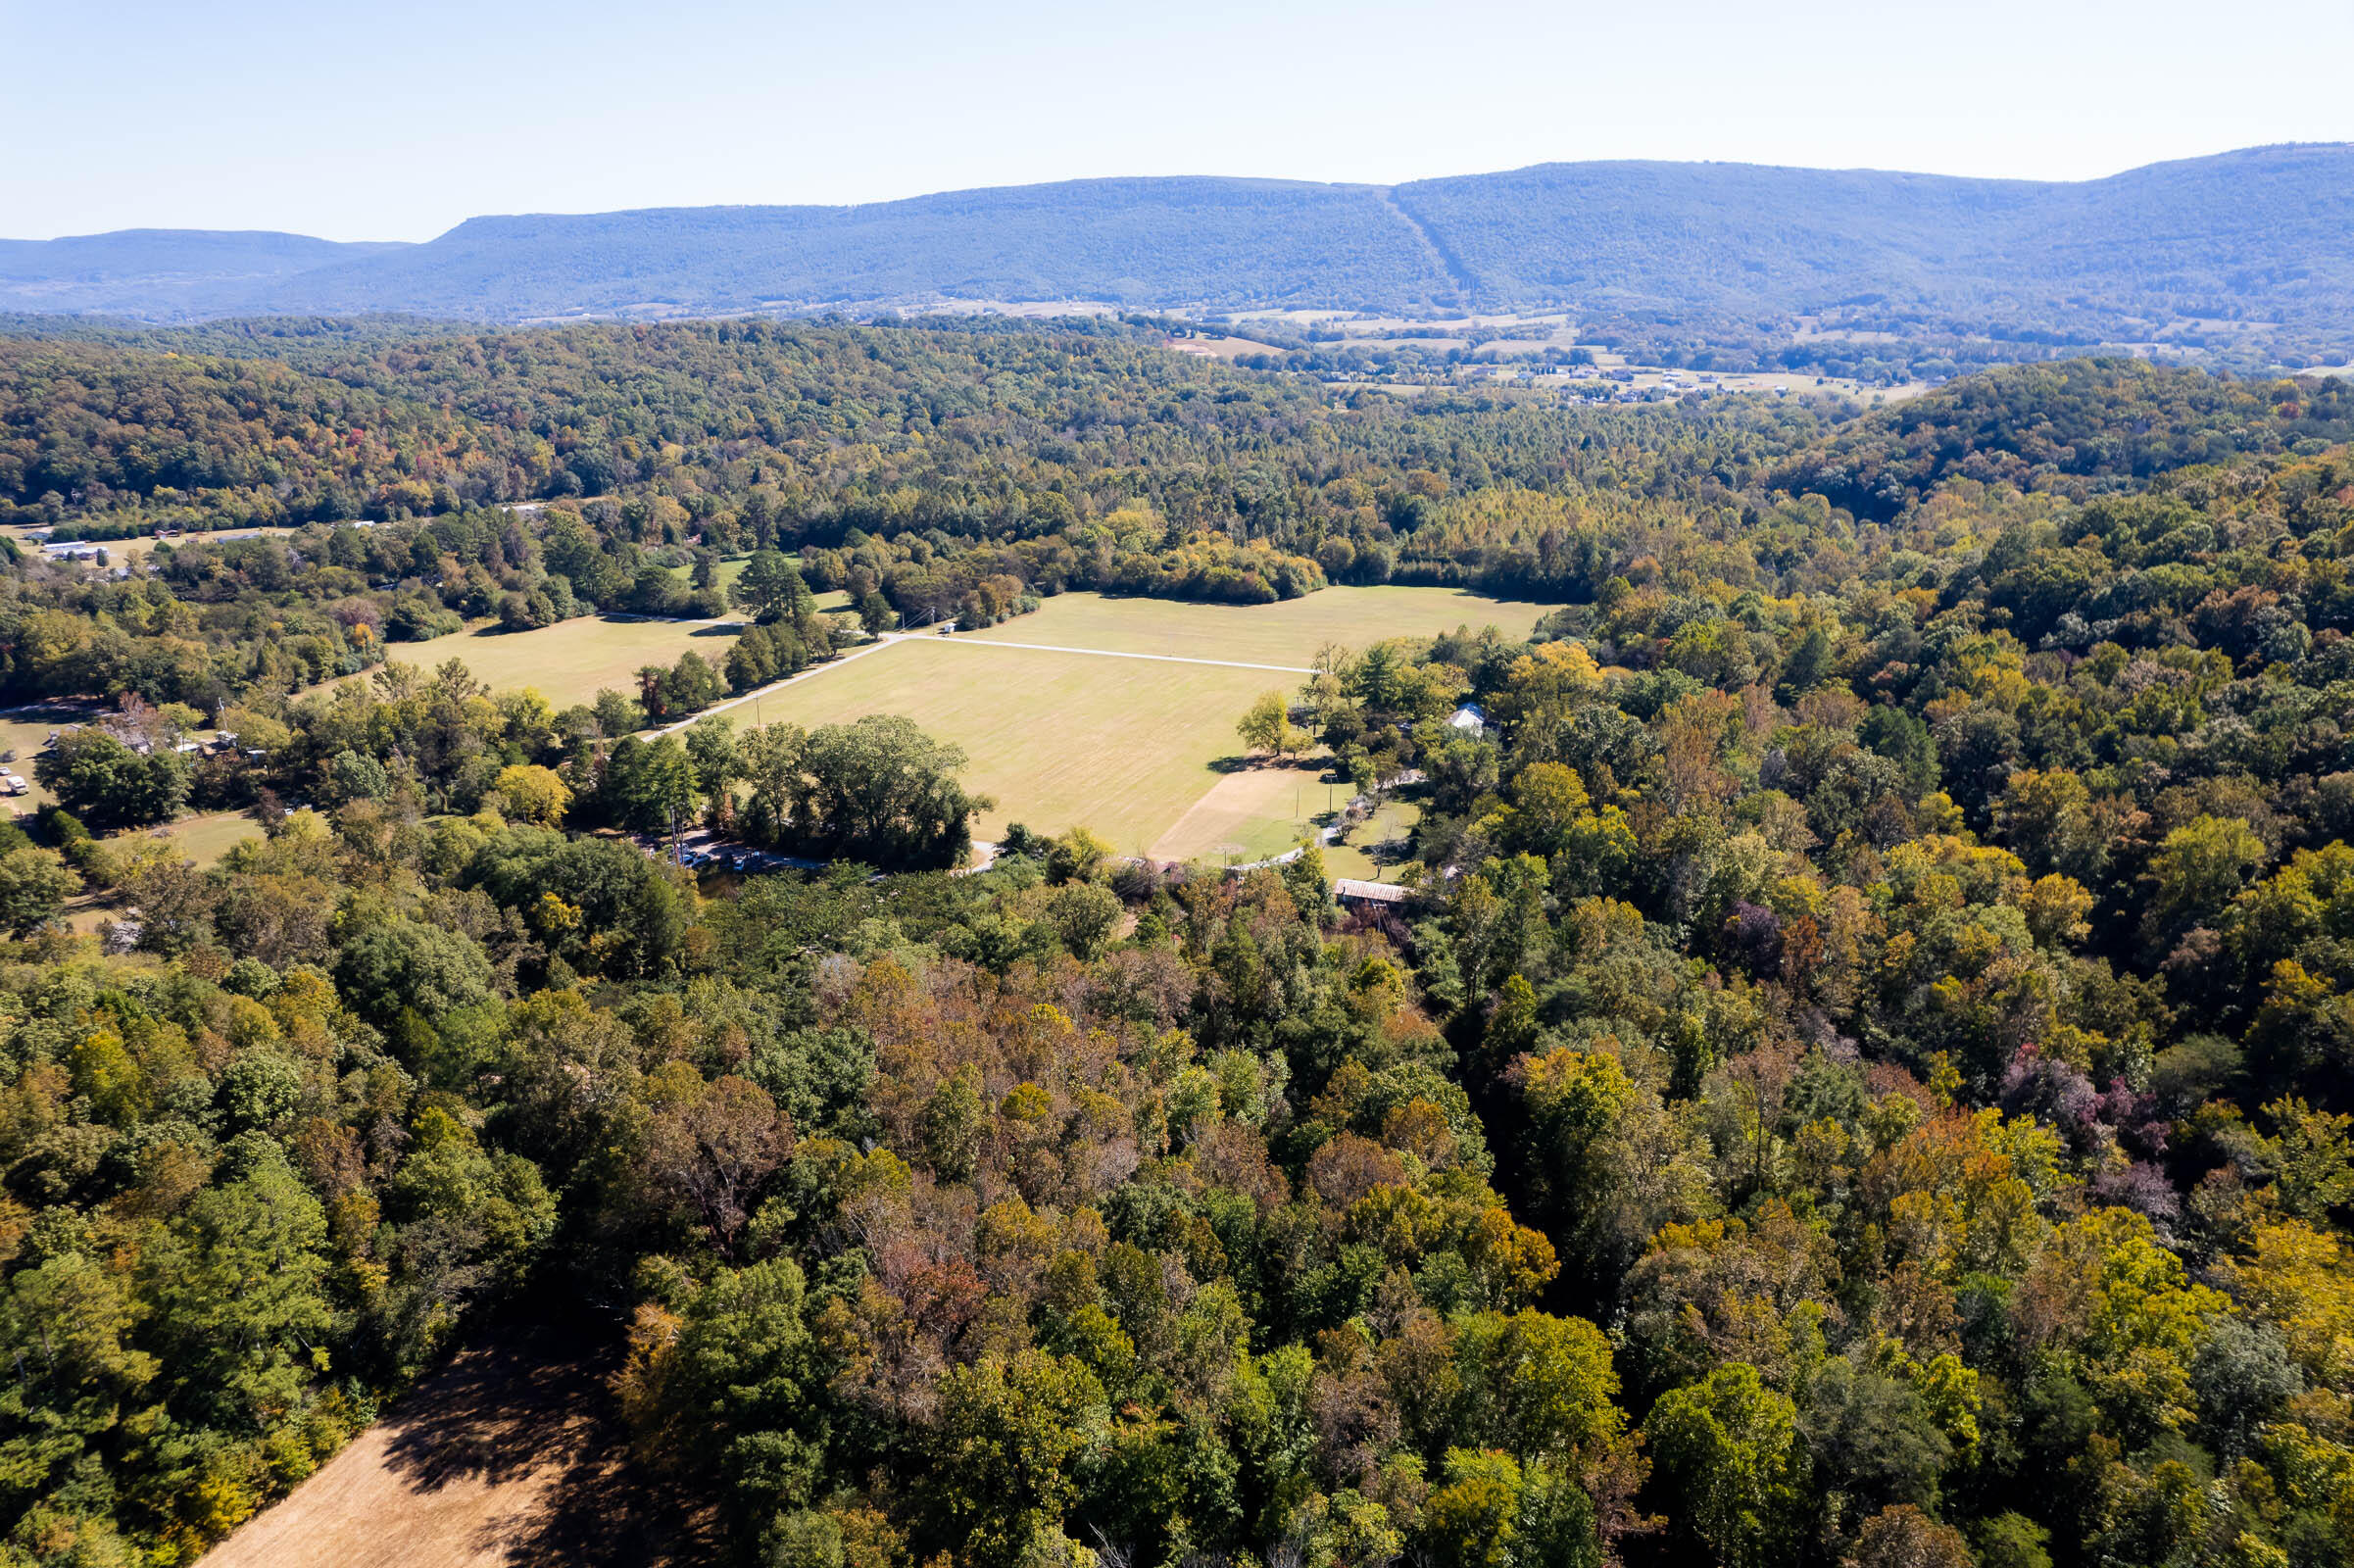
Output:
0 321 2352 1568
8 320 2348 716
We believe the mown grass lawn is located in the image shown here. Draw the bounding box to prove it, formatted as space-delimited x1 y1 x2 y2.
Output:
1149 759 1340 863
1323 797 1424 882
147 808 264 867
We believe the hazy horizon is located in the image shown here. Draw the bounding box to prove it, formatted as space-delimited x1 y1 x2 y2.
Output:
7 0 2350 243
16 140 2350 248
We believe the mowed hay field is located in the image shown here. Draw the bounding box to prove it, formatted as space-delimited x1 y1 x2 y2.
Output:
753 637 1277 851
961 586 1556 666
765 587 1555 854
378 615 744 710
1149 760 1337 863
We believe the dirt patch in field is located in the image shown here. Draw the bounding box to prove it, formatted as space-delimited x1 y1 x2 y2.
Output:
203 1331 710 1568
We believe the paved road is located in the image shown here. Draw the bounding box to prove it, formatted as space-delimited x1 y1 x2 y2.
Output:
658 631 1310 734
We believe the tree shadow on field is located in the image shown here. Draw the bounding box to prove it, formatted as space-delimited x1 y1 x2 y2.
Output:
1208 753 1327 775
375 1327 714 1566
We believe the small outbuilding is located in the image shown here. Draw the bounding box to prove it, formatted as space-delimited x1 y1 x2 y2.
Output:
1334 878 1412 910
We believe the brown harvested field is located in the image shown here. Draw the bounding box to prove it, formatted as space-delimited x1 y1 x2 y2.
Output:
202 1332 708 1568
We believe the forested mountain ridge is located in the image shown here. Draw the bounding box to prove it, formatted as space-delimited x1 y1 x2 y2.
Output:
5 145 2351 351
1390 143 2354 326
0 231 408 318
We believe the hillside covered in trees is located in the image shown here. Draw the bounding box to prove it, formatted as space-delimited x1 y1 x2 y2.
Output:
5 146 2352 365
0 323 2352 1568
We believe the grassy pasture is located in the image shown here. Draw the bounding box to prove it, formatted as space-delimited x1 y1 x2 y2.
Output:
961 586 1557 667
663 555 748 593
747 638 1276 852
759 587 1552 854
379 615 743 711
310 587 1544 864
1149 760 1335 863
5 524 305 564
93 809 262 870
1164 334 1291 362
154 809 266 866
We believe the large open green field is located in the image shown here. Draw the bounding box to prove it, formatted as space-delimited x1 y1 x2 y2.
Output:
754 586 1555 854
313 587 1546 858
750 638 1279 852
960 586 1556 665
383 615 744 710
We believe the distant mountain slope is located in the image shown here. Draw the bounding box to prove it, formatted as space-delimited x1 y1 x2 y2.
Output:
1392 144 2354 328
1389 162 2044 313
265 177 1447 319
0 229 409 315
3 146 2350 337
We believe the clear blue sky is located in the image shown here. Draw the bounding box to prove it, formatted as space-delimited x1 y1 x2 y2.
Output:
6 0 2349 241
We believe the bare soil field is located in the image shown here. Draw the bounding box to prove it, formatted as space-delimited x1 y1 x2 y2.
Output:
203 1332 707 1568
